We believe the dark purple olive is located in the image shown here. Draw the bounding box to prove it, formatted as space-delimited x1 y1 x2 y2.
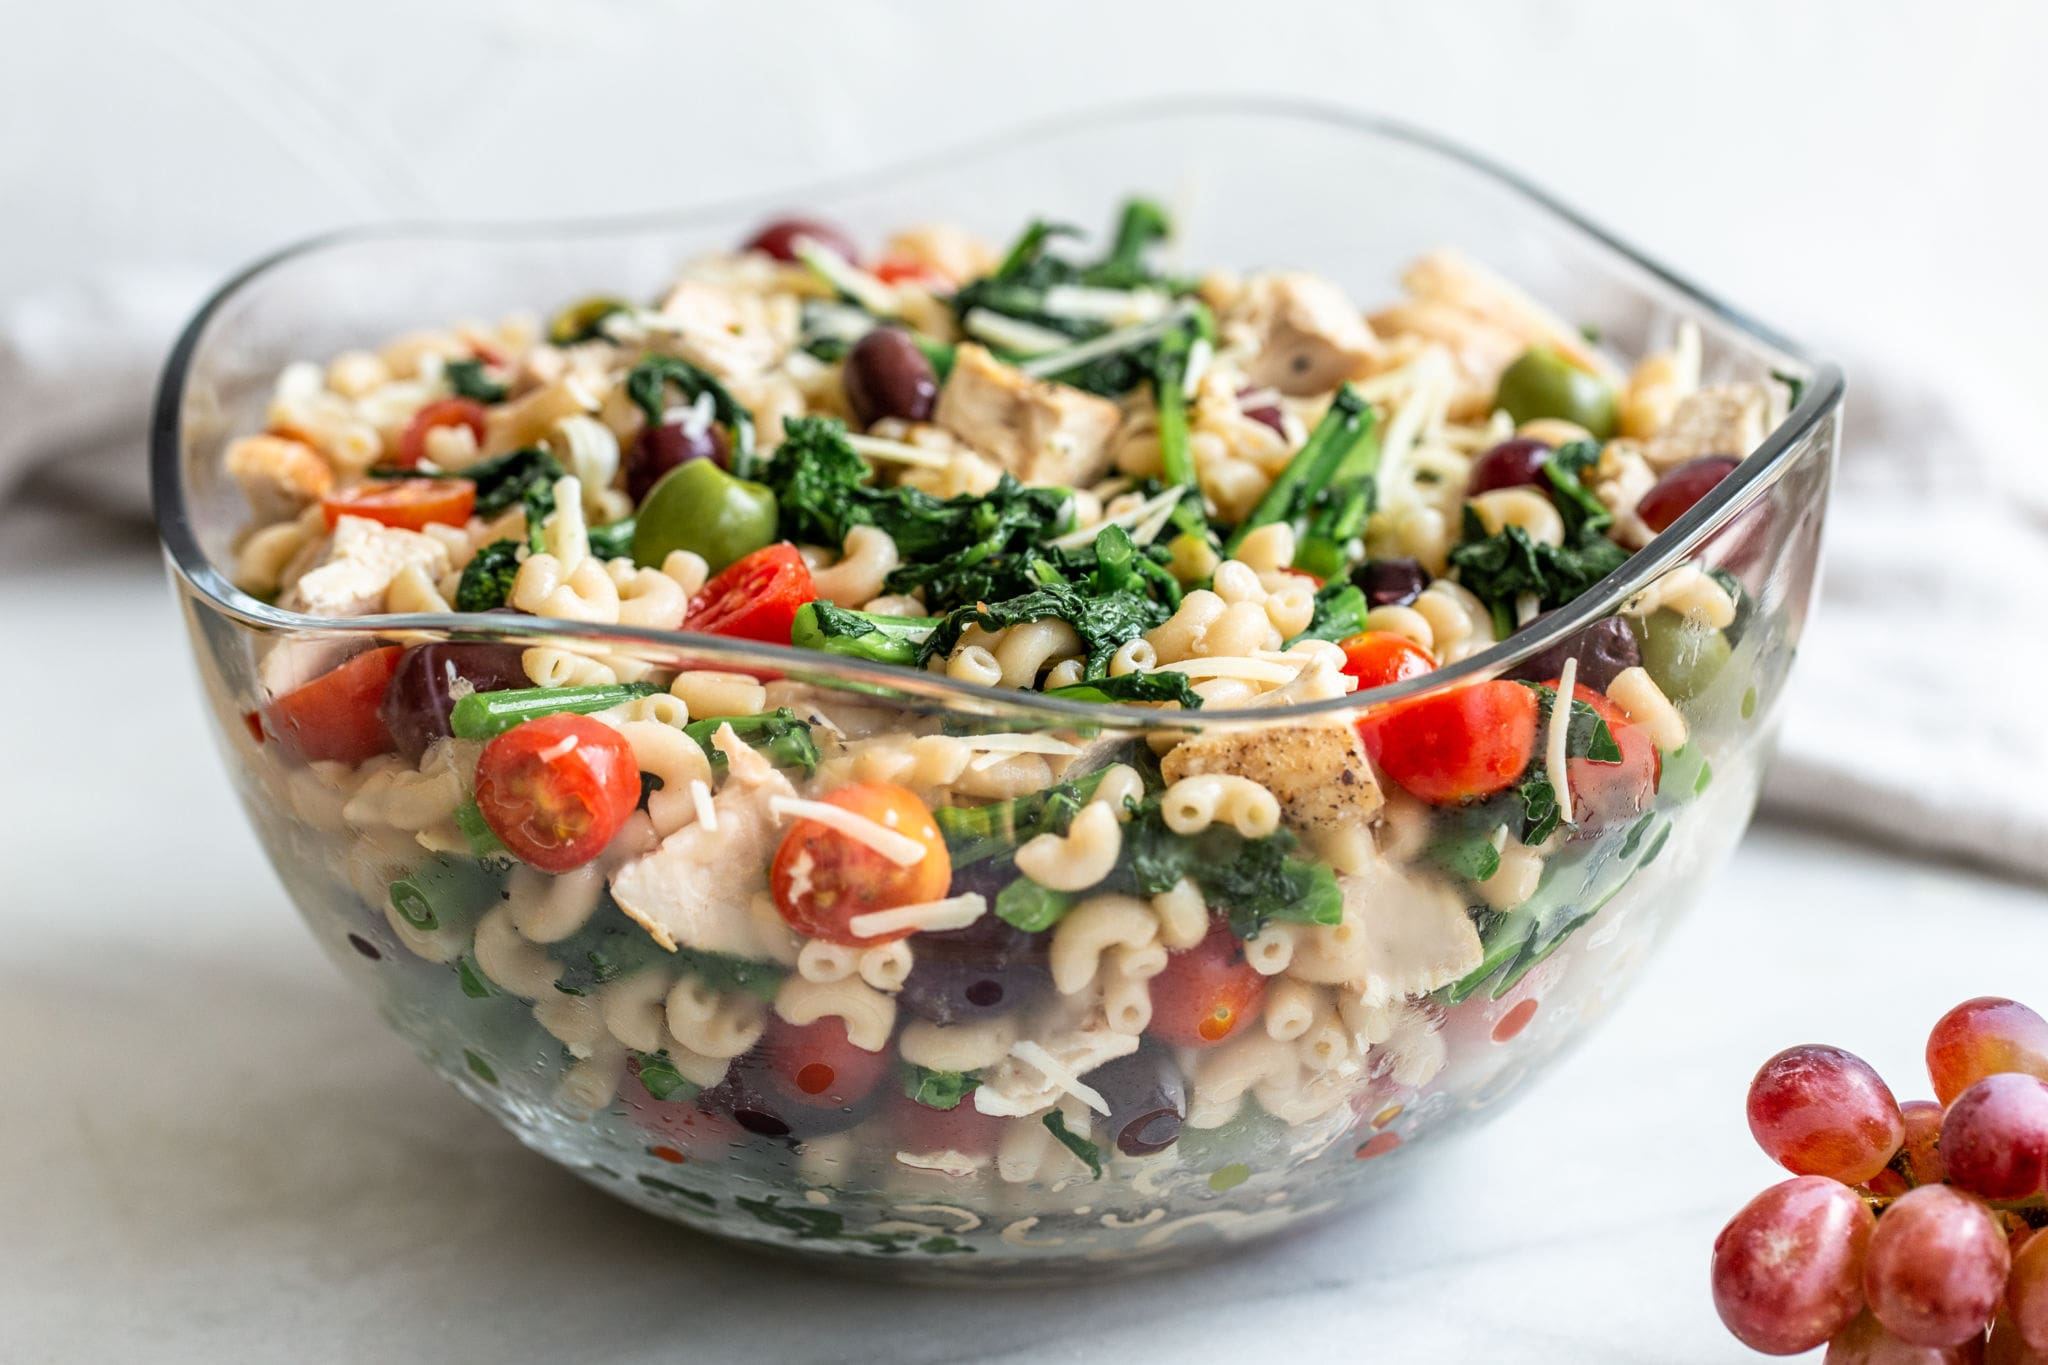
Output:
1354 557 1429 609
626 422 729 505
697 1053 880 1142
844 327 937 427
1504 615 1642 692
743 216 859 265
898 905 1050 1026
1467 437 1553 495
1237 386 1285 434
1638 454 1740 532
1089 1044 1186 1157
380 641 530 760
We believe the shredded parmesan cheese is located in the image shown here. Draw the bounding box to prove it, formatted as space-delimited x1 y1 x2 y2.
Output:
1047 483 1186 551
1148 656 1298 684
1017 302 1198 380
535 734 579 763
962 308 1071 356
1182 336 1213 399
961 733 1083 770
688 778 717 832
1042 284 1171 326
768 796 931 866
847 892 987 940
793 236 900 316
1547 656 1578 827
844 433 953 468
1008 1040 1111 1116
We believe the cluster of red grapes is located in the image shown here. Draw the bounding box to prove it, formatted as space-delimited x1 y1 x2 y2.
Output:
1711 998 2048 1360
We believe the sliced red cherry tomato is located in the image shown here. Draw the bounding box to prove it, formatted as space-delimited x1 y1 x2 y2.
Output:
1541 679 1660 833
1360 679 1540 805
870 256 947 288
1149 921 1269 1048
684 543 817 644
473 713 640 872
888 1091 1004 1156
770 782 950 945
1338 631 1437 691
619 1063 745 1156
396 397 490 470
755 1016 892 1111
265 645 403 764
322 478 476 532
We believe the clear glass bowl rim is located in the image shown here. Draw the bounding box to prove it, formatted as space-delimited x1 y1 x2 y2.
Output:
150 94 1844 729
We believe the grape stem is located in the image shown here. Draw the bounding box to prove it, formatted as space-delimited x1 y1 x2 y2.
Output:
1860 1189 2048 1228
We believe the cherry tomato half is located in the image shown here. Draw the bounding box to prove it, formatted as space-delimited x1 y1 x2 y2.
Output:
473 713 640 872
684 543 817 644
755 1016 892 1112
396 397 490 470
1541 679 1660 833
322 478 476 533
1149 922 1269 1048
618 1064 745 1157
870 256 947 288
770 782 950 945
1360 679 1540 805
265 645 403 764
888 1091 1004 1157
1338 631 1437 691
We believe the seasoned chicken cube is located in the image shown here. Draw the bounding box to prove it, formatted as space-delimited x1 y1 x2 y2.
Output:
610 727 803 961
1288 856 1482 1008
279 515 449 618
1233 271 1385 396
1159 720 1383 831
225 433 333 522
654 279 799 381
1643 383 1770 469
933 343 1123 486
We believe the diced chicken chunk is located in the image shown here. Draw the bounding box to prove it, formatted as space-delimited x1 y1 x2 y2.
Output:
654 278 798 381
1233 271 1385 396
933 343 1123 486
1160 720 1383 831
225 434 333 522
972 1025 1139 1119
1643 383 1770 469
279 515 449 618
609 726 802 960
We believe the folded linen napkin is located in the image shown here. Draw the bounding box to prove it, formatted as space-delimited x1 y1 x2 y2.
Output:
4 274 2042 881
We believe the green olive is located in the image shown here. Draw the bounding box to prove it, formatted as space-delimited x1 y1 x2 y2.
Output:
546 295 631 346
631 459 778 574
1629 608 1731 702
1494 347 1619 440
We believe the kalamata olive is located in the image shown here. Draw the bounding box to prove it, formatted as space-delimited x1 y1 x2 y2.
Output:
1354 557 1429 609
1088 1043 1187 1157
1638 454 1741 533
700 1015 889 1140
898 906 1050 1026
1467 437 1553 495
743 216 859 265
380 641 530 760
1237 387 1286 434
626 421 729 505
843 327 938 426
1505 615 1642 692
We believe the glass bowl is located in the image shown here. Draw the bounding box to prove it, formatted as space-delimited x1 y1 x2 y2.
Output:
152 97 1842 1280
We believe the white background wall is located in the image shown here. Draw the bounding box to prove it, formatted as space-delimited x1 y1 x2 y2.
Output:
8 0 2045 406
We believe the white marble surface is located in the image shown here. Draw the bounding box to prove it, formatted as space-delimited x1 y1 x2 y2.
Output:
2 514 2044 1364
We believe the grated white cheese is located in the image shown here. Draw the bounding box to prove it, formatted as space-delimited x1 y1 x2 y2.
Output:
1017 302 1198 380
535 734 580 763
1008 1040 1111 1116
1515 592 1543 627
768 796 931 866
1042 285 1172 326
847 892 987 940
844 433 953 469
962 308 1072 356
661 391 717 439
1046 483 1186 551
1148 656 1298 684
1182 336 1213 399
688 778 718 832
960 733 1084 769
1547 656 1578 827
793 236 900 316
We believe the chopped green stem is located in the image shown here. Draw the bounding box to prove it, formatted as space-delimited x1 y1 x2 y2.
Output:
449 683 660 740
937 769 1111 865
1224 384 1376 556
789 601 939 667
683 709 820 774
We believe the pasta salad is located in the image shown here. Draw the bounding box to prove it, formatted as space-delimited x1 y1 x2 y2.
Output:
223 199 1784 1256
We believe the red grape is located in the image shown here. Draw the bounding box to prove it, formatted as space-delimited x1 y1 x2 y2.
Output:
1899 1100 1949 1188
1864 1185 2010 1348
743 216 858 264
1712 1176 1875 1355
1467 437 1552 495
2009 1231 2048 1356
1941 1074 2048 1200
1827 1309 1987 1363
1928 999 2048 1106
1994 1306 2048 1365
1749 1044 1907 1184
